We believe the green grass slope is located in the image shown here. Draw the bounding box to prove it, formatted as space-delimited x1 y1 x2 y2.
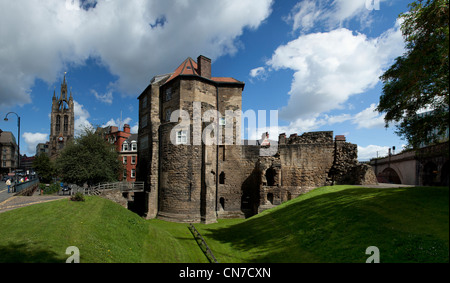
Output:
0 186 448 263
0 196 207 263
196 186 449 263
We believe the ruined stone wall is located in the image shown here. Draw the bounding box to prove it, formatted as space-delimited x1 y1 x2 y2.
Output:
217 145 261 217
278 132 335 189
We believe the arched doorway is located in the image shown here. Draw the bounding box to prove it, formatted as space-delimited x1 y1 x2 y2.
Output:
265 167 276 186
267 193 274 205
379 168 401 184
219 197 225 211
423 162 438 186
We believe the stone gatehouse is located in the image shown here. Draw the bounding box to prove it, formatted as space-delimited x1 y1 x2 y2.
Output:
137 55 377 223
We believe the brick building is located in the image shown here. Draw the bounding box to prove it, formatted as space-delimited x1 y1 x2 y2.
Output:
137 55 376 223
97 124 138 182
0 131 18 175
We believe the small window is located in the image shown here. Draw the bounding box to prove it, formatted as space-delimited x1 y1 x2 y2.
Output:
131 169 136 179
123 156 127 164
176 130 188 145
131 156 136 164
165 88 172 101
131 142 137 151
165 108 172 122
219 172 225 184
123 142 128 151
123 169 127 179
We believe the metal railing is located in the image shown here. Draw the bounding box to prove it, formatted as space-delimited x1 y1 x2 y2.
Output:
14 178 40 194
69 181 144 196
188 223 218 263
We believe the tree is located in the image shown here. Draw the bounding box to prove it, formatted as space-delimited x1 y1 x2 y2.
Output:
33 153 56 183
56 128 122 186
377 0 449 148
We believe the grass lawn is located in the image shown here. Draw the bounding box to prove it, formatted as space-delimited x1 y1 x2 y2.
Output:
0 196 207 263
0 185 448 263
195 185 449 263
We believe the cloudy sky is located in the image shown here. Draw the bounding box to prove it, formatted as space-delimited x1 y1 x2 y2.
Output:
0 0 409 160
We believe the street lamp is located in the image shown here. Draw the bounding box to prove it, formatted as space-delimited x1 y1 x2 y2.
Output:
4 112 21 170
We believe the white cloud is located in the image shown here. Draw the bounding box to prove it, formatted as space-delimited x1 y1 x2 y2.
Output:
285 0 387 33
91 90 113 105
101 117 133 129
22 132 48 156
0 0 273 108
357 144 390 161
74 100 93 135
249 66 268 83
352 103 385 129
131 123 139 134
266 19 404 130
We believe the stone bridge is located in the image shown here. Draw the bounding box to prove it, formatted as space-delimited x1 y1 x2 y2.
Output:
370 142 449 186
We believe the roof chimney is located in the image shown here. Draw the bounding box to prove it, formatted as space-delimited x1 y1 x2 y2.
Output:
197 55 211 79
124 124 130 133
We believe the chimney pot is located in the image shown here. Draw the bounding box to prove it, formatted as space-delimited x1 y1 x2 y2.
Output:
197 55 211 79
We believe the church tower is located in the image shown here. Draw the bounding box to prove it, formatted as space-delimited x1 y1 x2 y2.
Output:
50 73 75 158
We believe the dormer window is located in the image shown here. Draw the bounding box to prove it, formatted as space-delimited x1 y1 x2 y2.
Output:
131 141 137 151
123 142 128 151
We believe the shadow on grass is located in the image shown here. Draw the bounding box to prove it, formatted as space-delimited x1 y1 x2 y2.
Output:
0 242 64 263
203 186 449 263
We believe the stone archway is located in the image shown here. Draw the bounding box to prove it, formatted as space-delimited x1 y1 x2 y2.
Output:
441 161 449 186
378 167 401 184
423 162 438 186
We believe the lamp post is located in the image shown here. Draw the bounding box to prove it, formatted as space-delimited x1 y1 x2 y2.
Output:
4 112 21 170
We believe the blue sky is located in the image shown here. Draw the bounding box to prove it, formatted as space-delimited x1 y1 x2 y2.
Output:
0 0 410 160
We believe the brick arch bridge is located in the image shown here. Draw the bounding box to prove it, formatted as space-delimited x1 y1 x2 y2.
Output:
370 142 449 186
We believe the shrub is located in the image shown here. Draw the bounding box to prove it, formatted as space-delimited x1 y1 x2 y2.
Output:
70 192 85 202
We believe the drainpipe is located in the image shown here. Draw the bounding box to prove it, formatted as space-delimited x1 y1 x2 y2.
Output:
215 86 219 217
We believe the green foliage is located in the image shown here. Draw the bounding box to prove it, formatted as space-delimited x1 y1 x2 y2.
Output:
33 154 56 183
38 183 60 195
56 127 122 186
70 192 85 202
377 0 449 148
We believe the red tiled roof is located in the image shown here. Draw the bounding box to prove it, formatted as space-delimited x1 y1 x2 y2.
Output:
211 77 240 83
166 57 199 83
165 57 243 85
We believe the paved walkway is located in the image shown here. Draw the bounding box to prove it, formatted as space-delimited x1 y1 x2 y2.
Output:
0 186 69 214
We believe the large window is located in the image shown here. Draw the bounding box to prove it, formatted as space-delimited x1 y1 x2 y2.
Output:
140 135 149 150
56 115 61 133
64 115 68 132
